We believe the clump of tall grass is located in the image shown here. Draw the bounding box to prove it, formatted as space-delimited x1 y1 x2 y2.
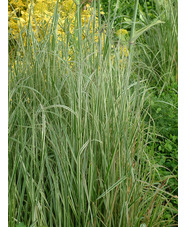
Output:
135 0 178 92
8 0 177 226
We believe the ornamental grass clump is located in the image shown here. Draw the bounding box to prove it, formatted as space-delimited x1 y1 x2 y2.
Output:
8 0 177 226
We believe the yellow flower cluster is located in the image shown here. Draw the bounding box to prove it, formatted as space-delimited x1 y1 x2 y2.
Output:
8 0 27 37
116 28 129 44
116 28 128 36
8 0 103 41
9 0 62 39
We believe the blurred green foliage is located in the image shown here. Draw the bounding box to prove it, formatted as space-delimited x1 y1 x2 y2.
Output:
100 0 156 30
16 223 26 227
147 83 178 222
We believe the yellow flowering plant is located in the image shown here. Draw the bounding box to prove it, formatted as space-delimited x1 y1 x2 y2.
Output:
110 28 129 67
8 0 101 40
116 28 129 42
8 0 129 69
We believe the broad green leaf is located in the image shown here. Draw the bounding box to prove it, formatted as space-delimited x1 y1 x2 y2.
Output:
139 4 147 23
132 20 164 43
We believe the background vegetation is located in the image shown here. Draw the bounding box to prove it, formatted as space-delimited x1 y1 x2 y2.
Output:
8 0 178 226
